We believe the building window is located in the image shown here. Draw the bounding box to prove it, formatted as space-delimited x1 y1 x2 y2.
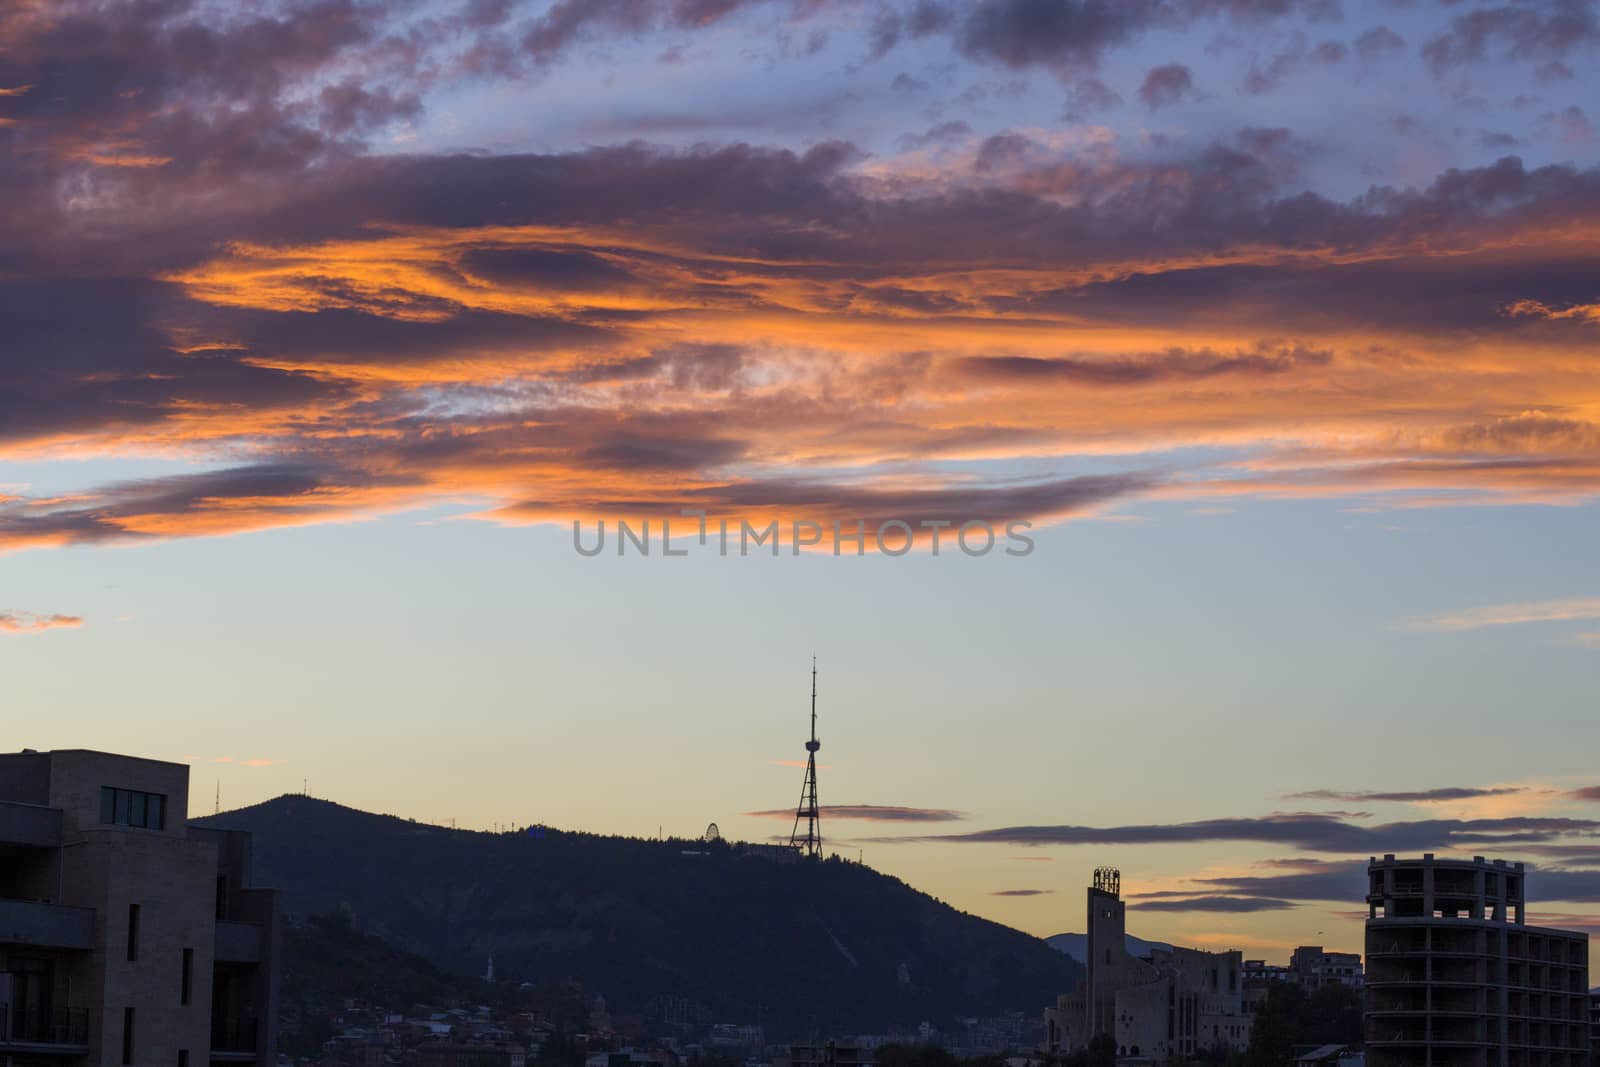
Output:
101 787 166 830
181 947 193 1005
128 903 141 961
179 1051 189 1067
123 1007 136 1065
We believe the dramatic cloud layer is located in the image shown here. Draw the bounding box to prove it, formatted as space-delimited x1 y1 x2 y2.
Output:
1 0 1597 554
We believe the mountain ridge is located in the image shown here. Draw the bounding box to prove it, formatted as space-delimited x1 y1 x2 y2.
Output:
1044 932 1175 964
197 794 1082 1036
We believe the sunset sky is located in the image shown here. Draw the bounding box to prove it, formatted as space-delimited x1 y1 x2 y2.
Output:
4 0 1600 963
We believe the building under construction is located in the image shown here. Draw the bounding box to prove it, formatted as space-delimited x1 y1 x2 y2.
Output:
1365 854 1590 1067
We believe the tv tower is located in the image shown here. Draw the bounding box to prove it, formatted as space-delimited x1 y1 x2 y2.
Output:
789 658 822 860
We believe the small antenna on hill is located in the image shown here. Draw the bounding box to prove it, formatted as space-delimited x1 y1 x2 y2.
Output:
215 780 220 815
788 658 822 860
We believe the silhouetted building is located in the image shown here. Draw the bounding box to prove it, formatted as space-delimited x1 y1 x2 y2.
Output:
778 1042 870 1067
1242 960 1289 1015
1290 946 1365 990
0 749 279 1067
1365 853 1589 1067
1045 868 1252 1060
418 1042 527 1067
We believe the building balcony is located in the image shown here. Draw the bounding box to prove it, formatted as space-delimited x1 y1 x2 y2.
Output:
0 801 62 847
214 919 263 963
1366 1038 1493 1048
0 1005 90 1054
0 897 95 950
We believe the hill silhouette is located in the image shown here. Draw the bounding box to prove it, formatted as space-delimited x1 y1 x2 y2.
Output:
1045 932 1173 963
198 795 1080 1036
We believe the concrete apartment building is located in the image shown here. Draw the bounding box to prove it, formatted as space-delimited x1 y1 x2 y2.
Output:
1290 946 1365 991
0 749 279 1067
1044 868 1253 1061
1365 854 1589 1067
1243 946 1365 1015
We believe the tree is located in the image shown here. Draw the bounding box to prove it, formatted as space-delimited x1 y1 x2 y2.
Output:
536 1031 585 1067
875 1044 958 1067
1085 1033 1117 1067
1245 982 1364 1067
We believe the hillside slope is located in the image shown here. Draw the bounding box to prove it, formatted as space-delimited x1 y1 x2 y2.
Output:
199 796 1081 1035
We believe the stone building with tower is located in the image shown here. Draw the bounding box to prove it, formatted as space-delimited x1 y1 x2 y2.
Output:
0 748 279 1067
1044 868 1253 1061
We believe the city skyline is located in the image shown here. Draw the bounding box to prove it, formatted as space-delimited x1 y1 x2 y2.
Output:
5 0 1600 971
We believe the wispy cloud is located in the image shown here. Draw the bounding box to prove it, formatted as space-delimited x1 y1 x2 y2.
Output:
1287 786 1524 803
1519 870 1600 904
1158 857 1600 907
1184 862 1367 902
1513 912 1600 934
1515 843 1600 866
1505 299 1600 325
876 812 1600 852
1130 895 1299 913
744 804 965 822
1406 596 1600 632
0 611 84 634
990 888 1053 896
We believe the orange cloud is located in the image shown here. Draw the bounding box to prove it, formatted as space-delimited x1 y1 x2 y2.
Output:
1405 596 1600 632
1505 299 1600 325
1 139 1598 554
0 611 84 634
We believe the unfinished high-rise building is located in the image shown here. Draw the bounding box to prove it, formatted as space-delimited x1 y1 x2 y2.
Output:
1366 853 1590 1067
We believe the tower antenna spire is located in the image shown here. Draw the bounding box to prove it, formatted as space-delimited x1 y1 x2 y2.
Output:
789 657 822 860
